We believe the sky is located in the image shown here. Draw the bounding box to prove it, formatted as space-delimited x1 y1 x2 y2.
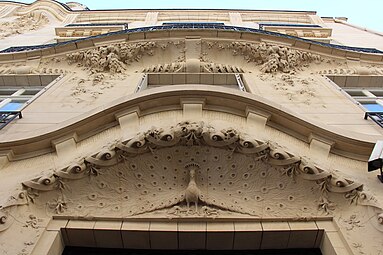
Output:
11 0 383 32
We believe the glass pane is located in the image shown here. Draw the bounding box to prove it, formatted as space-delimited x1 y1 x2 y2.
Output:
370 90 383 97
0 102 24 111
345 90 366 97
0 89 18 96
363 103 383 111
22 89 41 96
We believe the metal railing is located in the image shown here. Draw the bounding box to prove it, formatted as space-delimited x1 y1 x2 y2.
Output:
0 111 22 130
364 112 383 128
2 24 382 54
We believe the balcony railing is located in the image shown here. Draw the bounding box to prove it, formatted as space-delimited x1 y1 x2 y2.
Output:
2 24 382 54
0 111 22 130
364 112 383 128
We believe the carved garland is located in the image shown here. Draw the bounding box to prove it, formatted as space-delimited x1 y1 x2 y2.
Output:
206 41 323 73
0 121 381 232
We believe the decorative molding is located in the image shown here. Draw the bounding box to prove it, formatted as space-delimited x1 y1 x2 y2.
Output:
0 12 48 39
67 41 159 73
1 121 379 232
204 41 323 73
141 61 244 73
318 67 383 75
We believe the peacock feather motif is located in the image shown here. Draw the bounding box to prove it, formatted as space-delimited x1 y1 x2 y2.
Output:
21 122 363 219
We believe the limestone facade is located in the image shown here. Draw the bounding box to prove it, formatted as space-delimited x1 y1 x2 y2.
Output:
0 1 383 254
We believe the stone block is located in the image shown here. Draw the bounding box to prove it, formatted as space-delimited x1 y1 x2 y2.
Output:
261 222 290 249
65 220 96 247
178 222 206 250
149 221 178 249
121 222 150 249
206 222 234 250
233 222 262 250
288 221 318 249
94 221 123 248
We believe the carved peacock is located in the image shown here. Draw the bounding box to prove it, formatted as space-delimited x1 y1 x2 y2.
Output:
184 162 201 212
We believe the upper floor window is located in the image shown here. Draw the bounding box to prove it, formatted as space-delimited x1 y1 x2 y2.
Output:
162 22 225 26
343 88 383 112
136 73 247 93
0 74 60 130
0 88 41 111
326 75 383 127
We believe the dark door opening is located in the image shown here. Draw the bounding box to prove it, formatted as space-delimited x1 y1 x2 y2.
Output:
63 247 322 255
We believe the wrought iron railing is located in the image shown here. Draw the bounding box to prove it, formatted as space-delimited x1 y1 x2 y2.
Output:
0 111 22 130
364 112 383 128
1 24 382 54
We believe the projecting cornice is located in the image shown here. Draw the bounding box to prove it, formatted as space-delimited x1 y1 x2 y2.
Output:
0 24 383 63
0 86 378 161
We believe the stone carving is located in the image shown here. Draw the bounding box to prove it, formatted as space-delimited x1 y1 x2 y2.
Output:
0 62 67 75
202 62 244 73
184 162 201 211
167 205 219 218
67 42 158 73
142 62 186 73
69 74 114 103
2 121 380 231
217 41 322 73
0 13 48 39
0 190 28 232
318 66 383 75
141 61 244 73
268 74 319 105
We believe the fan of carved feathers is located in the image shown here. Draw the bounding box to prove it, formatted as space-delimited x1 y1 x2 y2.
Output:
60 145 320 217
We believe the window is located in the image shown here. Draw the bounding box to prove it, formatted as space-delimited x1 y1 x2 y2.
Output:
0 74 60 129
136 73 247 93
162 22 225 26
0 88 41 111
326 75 383 127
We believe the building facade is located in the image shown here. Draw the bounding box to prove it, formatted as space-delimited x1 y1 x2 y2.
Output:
0 1 383 254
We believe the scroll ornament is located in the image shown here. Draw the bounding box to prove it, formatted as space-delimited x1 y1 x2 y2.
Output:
1 121 380 232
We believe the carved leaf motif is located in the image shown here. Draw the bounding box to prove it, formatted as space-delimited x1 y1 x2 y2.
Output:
67 42 158 73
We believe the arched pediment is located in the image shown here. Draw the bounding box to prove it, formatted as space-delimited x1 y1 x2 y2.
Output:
2 121 382 233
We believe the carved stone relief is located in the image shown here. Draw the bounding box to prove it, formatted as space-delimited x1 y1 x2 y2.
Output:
69 73 117 103
271 74 318 105
318 66 383 75
67 41 159 73
1 121 380 234
141 61 244 73
0 13 48 39
203 41 323 73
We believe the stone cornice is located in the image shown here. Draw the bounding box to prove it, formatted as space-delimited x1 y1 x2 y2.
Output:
0 1 317 15
0 86 378 161
0 25 382 63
